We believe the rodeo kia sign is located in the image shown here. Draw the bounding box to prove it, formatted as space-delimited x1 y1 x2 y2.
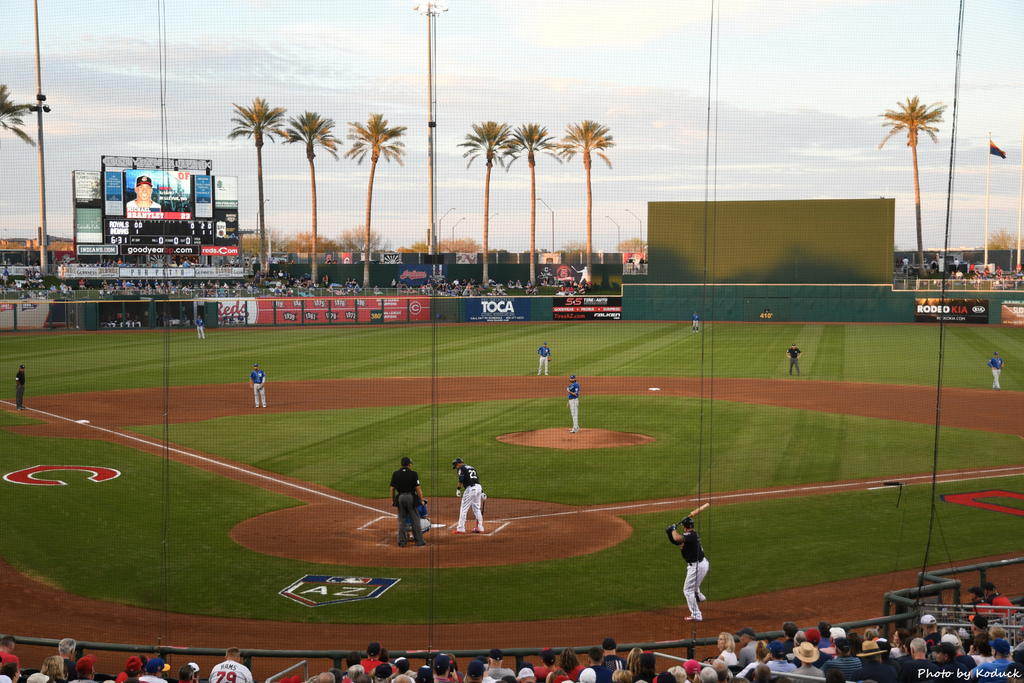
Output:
914 298 989 324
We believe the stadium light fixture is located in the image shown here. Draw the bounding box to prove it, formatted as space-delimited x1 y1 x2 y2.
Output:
606 216 620 250
414 0 448 271
32 0 51 272
537 198 554 253
625 208 643 246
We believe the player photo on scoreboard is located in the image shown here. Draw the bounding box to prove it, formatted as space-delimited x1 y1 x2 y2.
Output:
124 169 194 220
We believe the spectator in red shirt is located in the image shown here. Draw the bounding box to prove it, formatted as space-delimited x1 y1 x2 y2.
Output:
0 637 19 668
534 651 557 683
557 651 585 683
362 643 385 676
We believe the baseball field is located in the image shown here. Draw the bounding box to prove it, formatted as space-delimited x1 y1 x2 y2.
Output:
2 319 1023 647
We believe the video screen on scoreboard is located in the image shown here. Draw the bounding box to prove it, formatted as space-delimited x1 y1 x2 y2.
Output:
124 169 194 219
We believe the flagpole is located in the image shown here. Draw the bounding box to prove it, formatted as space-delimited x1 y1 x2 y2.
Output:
985 132 991 270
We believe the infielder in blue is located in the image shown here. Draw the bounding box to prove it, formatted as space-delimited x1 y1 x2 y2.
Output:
250 363 266 407
567 374 580 433
692 311 699 332
988 352 1003 390
537 342 552 375
196 315 205 339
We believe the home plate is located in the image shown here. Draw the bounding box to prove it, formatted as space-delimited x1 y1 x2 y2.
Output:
76 420 91 424
649 387 660 391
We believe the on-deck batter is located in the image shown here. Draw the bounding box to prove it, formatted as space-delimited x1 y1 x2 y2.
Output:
667 516 709 621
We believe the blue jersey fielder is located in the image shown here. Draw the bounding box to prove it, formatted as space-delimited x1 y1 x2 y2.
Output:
537 342 552 375
250 364 267 407
692 311 699 332
988 352 1003 391
567 374 580 433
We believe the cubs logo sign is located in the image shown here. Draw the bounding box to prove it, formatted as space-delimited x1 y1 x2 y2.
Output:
280 575 401 607
4 465 121 486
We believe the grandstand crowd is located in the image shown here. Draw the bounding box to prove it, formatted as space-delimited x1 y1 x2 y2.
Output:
2 602 1023 683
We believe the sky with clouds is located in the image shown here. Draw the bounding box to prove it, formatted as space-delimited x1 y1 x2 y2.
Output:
1 0 1023 253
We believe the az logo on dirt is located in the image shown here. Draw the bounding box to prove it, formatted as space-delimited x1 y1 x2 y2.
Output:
280 575 400 607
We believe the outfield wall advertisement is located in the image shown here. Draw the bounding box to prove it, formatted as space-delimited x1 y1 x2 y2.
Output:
465 298 531 322
914 299 989 324
553 296 623 320
226 297 432 325
1002 301 1024 325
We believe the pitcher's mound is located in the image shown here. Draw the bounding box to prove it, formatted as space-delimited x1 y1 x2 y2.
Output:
497 428 654 450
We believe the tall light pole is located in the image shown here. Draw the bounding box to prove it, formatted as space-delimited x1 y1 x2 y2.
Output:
450 217 465 245
606 216 620 251
625 208 643 249
537 198 554 253
414 1 448 274
30 0 51 271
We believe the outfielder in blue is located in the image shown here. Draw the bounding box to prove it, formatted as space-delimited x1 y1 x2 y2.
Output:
988 352 1003 391
567 374 580 433
537 342 552 375
692 312 699 332
196 316 205 339
250 363 266 407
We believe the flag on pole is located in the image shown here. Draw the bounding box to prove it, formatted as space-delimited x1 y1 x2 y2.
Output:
990 141 1007 159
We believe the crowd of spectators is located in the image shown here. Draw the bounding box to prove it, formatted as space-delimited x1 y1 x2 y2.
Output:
2 610 1022 683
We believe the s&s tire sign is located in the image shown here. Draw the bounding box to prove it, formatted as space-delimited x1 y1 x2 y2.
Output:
914 298 989 324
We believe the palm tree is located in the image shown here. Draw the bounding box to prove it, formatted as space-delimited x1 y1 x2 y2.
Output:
282 112 341 284
558 121 614 276
459 121 514 285
346 114 407 288
0 85 35 149
879 97 946 277
508 123 560 285
228 97 287 272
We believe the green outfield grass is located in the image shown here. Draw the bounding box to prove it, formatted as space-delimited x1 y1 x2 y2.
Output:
2 410 1022 623
5 322 1022 396
132 397 1023 505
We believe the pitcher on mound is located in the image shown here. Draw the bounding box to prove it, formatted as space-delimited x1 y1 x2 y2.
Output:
451 458 484 534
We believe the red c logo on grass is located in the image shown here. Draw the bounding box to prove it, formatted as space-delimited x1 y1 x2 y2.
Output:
4 466 121 486
941 490 1024 518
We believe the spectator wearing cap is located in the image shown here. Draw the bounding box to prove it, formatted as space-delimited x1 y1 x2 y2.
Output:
919 615 941 647
466 662 486 683
557 652 584 683
70 657 98 683
823 629 846 657
534 652 557 683
971 615 990 640
803 629 832 668
682 661 700 683
654 672 675 683
363 643 386 676
972 639 1012 683
935 643 971 676
432 656 454 683
116 656 146 683
968 586 990 609
417 667 434 683
850 640 895 683
371 664 393 683
733 629 758 669
633 654 657 683
984 583 1015 617
820 638 859 679
602 641 627 672
518 669 536 683
791 643 825 680
873 639 901 677
487 651 515 683
941 634 976 672
764 642 795 675
578 671 597 683
585 649 612 683
27 675 49 683
140 658 170 683
896 638 938 683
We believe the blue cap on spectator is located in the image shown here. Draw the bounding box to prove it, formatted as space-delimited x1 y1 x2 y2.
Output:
490 649 504 660
767 642 785 655
375 664 394 679
416 666 434 683
834 638 852 652
433 655 450 673
467 660 486 678
991 638 1010 655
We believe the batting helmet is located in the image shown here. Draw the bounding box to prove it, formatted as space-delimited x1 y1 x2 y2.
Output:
681 516 694 528
451 457 464 469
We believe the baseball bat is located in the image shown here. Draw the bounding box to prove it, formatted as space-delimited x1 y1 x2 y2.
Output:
688 503 710 518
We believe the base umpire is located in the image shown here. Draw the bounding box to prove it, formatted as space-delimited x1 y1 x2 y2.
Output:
390 456 426 547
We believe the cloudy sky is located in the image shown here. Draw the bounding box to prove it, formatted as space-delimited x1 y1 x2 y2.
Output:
1 0 1022 252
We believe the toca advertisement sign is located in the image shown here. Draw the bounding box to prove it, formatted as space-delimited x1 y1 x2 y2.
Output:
914 299 989 324
465 298 531 322
554 296 623 320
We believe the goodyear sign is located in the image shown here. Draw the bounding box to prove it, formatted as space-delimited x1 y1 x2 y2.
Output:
914 299 989 324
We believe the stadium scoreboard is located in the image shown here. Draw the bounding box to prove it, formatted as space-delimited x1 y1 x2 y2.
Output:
73 162 241 256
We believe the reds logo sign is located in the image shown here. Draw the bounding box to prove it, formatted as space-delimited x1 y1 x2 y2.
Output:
201 245 239 256
4 465 121 486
